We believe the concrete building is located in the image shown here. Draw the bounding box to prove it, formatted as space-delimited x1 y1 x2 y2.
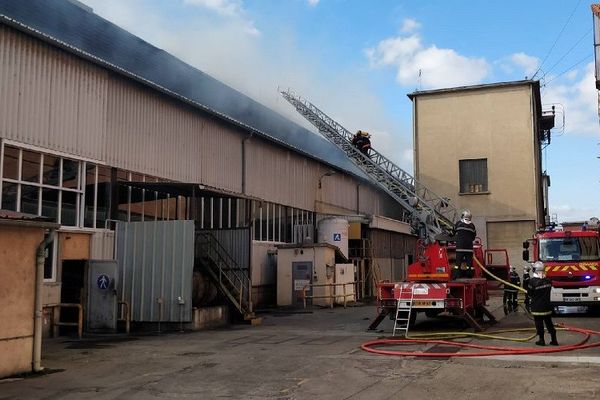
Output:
0 0 415 376
409 81 552 266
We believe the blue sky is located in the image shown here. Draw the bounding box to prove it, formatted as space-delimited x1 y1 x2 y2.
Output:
80 0 599 222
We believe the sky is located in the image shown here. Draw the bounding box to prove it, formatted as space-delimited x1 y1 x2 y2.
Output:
78 0 600 222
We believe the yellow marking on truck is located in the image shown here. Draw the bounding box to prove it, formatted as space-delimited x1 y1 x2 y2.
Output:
571 266 579 271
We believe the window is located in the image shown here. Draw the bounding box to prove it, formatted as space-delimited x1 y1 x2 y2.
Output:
459 158 488 194
0 144 83 225
43 236 58 282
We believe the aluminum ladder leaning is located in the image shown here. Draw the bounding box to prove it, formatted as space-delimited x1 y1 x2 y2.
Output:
392 284 415 337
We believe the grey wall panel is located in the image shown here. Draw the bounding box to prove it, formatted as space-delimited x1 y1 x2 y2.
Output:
0 25 107 160
199 228 251 272
117 220 194 322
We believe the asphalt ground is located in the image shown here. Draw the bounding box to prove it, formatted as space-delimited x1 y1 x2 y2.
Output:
2 292 600 400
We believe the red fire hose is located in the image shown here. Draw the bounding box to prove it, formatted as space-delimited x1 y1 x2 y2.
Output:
361 325 600 357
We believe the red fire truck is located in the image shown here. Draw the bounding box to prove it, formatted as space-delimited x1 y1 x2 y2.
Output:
368 238 509 331
522 219 600 310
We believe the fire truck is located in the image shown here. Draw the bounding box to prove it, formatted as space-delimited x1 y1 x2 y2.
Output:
522 218 600 310
280 90 508 332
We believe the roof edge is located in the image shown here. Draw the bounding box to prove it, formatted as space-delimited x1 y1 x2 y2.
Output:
407 80 538 100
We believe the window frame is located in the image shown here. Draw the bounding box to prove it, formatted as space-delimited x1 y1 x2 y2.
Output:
459 158 489 195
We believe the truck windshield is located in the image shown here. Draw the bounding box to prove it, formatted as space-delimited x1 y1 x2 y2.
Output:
539 237 600 262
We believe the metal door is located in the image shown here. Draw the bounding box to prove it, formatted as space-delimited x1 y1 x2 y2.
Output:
292 262 312 306
86 260 118 333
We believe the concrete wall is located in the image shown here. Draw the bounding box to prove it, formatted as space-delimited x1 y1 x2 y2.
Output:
276 246 336 307
413 83 541 261
0 225 44 378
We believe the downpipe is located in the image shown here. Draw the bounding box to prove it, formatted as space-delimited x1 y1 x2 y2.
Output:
33 229 56 372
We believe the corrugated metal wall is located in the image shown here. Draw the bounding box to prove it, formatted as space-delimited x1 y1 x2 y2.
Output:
116 220 194 322
198 227 250 272
0 24 402 219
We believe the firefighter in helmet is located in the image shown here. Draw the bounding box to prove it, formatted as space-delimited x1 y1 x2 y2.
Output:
522 265 531 311
503 265 521 314
452 210 476 279
528 261 558 346
352 130 372 156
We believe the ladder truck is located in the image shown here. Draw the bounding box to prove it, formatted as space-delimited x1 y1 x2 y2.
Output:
281 89 506 331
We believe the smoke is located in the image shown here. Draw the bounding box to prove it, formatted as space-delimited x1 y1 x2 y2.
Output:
77 0 413 171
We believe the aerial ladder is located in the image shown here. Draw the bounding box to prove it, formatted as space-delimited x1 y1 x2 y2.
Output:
281 89 500 331
280 89 457 243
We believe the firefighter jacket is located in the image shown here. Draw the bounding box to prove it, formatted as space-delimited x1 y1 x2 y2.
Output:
528 277 553 315
522 273 530 291
454 220 476 252
504 271 521 293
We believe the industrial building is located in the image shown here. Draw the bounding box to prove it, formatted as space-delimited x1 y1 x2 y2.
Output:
0 0 416 377
410 81 552 265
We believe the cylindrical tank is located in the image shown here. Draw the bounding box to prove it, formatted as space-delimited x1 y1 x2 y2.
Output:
317 217 349 258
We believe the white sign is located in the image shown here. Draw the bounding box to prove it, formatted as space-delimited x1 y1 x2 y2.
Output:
294 279 310 291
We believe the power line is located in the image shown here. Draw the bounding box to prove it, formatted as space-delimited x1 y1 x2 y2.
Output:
532 0 583 79
541 28 592 79
544 54 593 86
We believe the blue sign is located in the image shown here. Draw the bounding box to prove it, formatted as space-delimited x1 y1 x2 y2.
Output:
97 274 110 290
333 233 341 242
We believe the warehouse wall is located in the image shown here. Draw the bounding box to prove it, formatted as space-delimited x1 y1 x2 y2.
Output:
0 23 401 219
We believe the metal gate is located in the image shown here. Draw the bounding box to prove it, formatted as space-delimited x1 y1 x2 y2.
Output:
116 221 194 322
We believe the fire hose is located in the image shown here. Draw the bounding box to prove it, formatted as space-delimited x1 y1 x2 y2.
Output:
361 258 600 357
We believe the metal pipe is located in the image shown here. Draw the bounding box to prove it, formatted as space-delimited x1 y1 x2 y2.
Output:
33 229 56 372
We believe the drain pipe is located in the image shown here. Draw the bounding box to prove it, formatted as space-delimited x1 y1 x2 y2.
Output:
33 229 56 372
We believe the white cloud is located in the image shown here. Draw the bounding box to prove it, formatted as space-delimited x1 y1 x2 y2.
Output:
183 0 243 17
510 52 540 77
307 0 320 6
401 18 421 33
366 33 489 89
543 62 599 136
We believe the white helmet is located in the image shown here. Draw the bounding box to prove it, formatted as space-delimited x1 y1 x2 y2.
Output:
509 265 516 272
523 265 531 273
461 210 472 222
532 261 545 276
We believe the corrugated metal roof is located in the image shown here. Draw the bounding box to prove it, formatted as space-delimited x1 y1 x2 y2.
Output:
0 0 367 180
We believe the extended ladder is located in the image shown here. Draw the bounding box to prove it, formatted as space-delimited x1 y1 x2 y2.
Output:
393 284 415 337
280 89 458 241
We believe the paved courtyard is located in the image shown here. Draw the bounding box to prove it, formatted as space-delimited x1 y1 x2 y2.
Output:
2 295 600 400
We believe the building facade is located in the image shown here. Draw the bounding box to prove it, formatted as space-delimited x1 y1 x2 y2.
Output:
0 0 415 365
410 81 550 266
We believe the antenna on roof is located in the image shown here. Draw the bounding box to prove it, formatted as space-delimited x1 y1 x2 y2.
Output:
418 69 422 91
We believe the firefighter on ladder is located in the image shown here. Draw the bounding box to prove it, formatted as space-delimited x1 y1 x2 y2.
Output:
453 210 476 279
352 130 371 156
529 261 558 346
503 265 520 314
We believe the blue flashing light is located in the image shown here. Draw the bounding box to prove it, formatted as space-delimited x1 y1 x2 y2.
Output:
585 275 592 280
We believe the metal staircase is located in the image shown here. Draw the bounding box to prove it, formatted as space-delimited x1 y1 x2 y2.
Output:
195 231 254 319
392 285 415 337
280 89 458 242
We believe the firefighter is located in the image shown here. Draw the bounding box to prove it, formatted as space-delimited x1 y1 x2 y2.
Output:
529 261 558 346
503 265 520 314
522 265 531 311
453 210 476 279
352 130 371 156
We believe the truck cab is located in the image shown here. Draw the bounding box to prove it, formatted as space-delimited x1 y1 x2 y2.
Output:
523 222 600 307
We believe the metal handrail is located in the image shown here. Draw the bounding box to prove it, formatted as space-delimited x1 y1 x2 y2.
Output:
195 232 252 314
301 282 356 309
52 303 83 339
